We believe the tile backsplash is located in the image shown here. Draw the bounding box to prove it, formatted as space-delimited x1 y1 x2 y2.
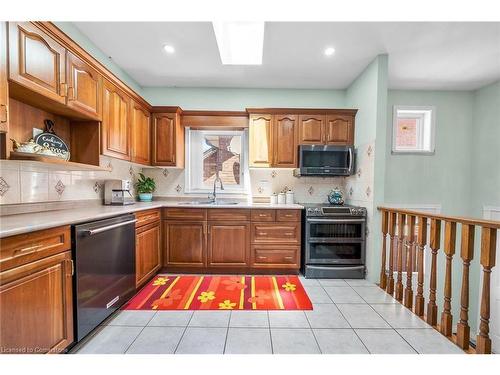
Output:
0 156 142 205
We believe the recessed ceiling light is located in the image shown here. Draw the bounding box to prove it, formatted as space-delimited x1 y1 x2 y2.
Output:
163 45 175 54
324 47 335 56
212 21 264 65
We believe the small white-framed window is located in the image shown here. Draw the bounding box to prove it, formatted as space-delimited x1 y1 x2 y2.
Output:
392 105 435 154
185 127 249 194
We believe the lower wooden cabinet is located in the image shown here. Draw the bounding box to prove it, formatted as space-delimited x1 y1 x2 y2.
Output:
164 221 206 267
163 208 302 273
135 221 161 288
207 222 250 267
0 251 73 354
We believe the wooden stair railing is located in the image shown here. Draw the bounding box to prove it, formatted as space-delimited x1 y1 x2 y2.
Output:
377 206 500 354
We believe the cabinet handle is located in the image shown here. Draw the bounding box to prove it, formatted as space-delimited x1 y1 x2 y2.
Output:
258 214 268 217
67 259 74 276
284 256 293 260
67 86 75 100
258 256 268 259
284 232 294 236
0 104 7 123
13 244 44 255
258 232 268 236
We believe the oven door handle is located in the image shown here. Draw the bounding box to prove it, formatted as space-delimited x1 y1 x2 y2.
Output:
306 218 365 223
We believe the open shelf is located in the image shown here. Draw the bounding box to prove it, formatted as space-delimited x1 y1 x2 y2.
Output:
7 152 112 172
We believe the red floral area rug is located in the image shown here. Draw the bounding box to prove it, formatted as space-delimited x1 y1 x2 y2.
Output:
123 275 313 310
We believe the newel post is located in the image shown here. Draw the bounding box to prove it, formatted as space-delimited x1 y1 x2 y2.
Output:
379 210 389 290
476 227 497 354
456 223 475 350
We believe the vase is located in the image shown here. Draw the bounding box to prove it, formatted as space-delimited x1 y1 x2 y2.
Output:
139 193 153 202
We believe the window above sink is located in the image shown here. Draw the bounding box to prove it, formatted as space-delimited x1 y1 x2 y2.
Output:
184 128 249 195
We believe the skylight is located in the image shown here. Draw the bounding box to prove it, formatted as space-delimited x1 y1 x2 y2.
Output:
212 21 264 65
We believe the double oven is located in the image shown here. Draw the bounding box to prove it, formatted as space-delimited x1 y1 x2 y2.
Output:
302 204 367 279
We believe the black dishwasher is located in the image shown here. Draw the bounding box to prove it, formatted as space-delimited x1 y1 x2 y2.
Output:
72 214 136 342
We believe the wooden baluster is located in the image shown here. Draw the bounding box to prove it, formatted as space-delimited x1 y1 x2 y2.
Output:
386 212 397 295
379 210 389 290
414 216 427 316
476 227 497 354
426 218 441 326
440 221 457 337
395 213 406 302
456 224 475 350
404 215 416 309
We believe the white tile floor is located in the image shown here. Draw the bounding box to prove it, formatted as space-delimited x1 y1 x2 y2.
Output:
74 276 465 354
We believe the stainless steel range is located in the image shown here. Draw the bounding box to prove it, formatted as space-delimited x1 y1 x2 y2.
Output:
302 204 367 279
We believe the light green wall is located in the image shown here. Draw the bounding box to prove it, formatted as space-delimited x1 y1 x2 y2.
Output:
384 90 475 216
345 55 389 282
54 22 145 96
142 87 346 110
471 81 500 216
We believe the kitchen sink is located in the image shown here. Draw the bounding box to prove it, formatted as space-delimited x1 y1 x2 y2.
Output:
179 200 240 205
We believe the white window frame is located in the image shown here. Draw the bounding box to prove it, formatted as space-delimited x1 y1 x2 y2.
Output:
184 127 249 195
392 105 436 154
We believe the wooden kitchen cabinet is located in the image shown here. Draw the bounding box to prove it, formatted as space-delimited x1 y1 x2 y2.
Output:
298 114 325 144
164 221 206 267
66 52 102 120
0 22 8 133
249 114 273 167
135 221 161 288
101 79 131 160
152 111 184 167
207 222 250 267
8 22 67 105
273 115 297 167
0 251 73 354
325 114 354 145
130 99 151 165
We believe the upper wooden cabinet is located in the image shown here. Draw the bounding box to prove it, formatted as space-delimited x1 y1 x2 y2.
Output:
325 114 354 145
274 115 298 167
101 79 131 160
130 99 151 165
0 22 8 134
8 22 67 105
152 111 184 167
66 52 102 120
298 114 325 144
249 114 273 167
249 113 297 168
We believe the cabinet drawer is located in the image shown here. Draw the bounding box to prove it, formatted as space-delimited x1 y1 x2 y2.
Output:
251 223 300 244
251 246 299 268
276 209 301 222
135 209 161 228
207 209 250 222
251 209 275 222
0 226 71 271
164 208 207 221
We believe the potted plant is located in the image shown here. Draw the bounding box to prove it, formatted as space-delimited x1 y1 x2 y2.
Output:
136 173 156 202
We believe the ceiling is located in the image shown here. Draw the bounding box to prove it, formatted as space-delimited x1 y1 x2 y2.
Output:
73 22 500 90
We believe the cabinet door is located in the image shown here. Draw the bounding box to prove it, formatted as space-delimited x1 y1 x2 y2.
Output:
0 22 8 133
66 52 102 119
274 114 297 167
130 100 151 165
101 79 131 160
152 113 177 166
249 114 273 167
325 115 354 145
0 251 73 354
165 222 206 267
136 222 161 288
8 22 66 104
298 114 325 144
208 223 249 267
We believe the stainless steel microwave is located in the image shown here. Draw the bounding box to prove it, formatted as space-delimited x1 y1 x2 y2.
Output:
297 145 355 176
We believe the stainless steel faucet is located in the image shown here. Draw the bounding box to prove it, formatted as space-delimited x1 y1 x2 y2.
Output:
209 171 224 203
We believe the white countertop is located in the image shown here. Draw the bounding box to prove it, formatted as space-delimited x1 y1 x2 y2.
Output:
0 200 304 238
